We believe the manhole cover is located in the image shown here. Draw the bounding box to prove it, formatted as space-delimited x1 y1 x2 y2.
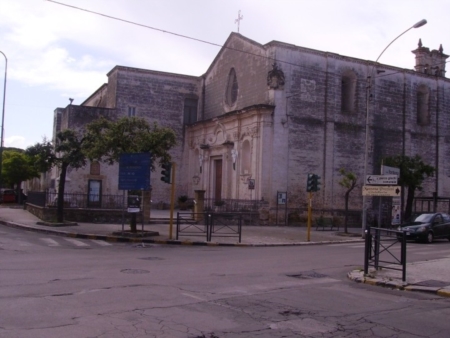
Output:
413 280 450 288
120 269 150 274
287 271 327 279
139 257 164 261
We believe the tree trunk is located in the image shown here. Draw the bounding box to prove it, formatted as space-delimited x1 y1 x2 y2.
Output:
57 164 68 223
344 191 349 233
404 185 416 221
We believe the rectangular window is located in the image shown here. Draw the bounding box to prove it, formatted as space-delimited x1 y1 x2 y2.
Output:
183 99 198 125
128 106 136 117
88 179 102 207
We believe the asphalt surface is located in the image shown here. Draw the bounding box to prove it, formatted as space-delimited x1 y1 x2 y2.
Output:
0 204 449 298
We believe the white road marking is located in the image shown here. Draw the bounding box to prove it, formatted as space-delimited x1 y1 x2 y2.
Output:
91 239 112 246
40 238 60 247
63 238 90 247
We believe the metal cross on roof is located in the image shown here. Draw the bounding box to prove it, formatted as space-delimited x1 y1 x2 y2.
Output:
235 10 243 33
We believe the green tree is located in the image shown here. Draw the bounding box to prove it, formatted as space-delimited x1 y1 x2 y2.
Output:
83 117 177 231
338 168 358 233
83 117 176 167
384 155 435 221
2 149 40 202
26 130 87 223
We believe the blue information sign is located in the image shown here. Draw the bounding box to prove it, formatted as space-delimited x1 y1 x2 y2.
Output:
118 153 152 190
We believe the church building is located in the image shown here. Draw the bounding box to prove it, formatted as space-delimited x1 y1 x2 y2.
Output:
49 33 450 224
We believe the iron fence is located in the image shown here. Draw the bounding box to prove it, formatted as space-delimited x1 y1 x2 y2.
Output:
27 191 124 209
176 212 242 242
414 197 450 214
364 227 407 282
204 198 262 212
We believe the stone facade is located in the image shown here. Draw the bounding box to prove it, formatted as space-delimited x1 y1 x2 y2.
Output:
47 33 449 224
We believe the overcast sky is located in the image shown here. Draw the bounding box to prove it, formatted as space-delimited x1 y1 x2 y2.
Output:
1 0 448 149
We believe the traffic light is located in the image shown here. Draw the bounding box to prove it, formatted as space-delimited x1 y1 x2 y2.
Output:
306 173 314 192
161 163 172 184
313 174 321 192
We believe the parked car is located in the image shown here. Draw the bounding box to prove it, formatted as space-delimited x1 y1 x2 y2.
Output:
397 213 450 243
0 189 16 203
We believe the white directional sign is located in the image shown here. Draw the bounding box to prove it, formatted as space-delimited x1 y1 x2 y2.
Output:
362 185 401 196
365 175 398 185
381 165 400 177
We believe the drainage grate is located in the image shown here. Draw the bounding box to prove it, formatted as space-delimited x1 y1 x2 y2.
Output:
287 271 328 279
120 269 150 274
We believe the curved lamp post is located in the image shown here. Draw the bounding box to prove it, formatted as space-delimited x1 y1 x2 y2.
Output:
362 19 427 234
0 51 7 191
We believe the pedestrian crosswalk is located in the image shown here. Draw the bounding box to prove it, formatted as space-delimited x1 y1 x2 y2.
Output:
38 237 112 248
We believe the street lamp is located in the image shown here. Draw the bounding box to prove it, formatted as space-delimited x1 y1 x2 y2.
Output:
0 51 7 191
362 19 427 235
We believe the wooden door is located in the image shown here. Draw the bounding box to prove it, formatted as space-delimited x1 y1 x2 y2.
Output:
214 160 222 201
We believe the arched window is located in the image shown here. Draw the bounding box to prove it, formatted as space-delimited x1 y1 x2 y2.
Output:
341 71 357 113
417 85 430 125
225 68 239 106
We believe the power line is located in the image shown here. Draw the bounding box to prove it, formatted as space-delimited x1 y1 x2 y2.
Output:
44 0 331 72
46 0 223 49
46 1 448 82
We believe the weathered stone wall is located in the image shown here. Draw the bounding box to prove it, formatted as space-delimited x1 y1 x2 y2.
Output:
203 35 270 119
60 105 117 131
112 67 202 204
268 42 450 220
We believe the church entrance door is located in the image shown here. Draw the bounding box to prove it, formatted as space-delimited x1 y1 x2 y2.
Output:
214 159 222 201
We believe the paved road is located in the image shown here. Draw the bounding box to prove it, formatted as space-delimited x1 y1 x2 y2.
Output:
0 226 119 250
1 225 449 338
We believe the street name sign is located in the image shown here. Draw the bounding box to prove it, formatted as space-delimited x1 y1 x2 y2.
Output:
362 185 401 197
365 175 398 185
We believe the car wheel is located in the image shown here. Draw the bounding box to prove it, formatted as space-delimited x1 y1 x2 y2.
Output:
426 232 433 244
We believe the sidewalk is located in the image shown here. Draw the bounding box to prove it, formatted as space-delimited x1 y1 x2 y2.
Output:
1 205 449 298
0 205 364 246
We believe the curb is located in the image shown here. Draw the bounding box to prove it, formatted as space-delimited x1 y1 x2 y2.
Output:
0 219 363 247
347 270 450 298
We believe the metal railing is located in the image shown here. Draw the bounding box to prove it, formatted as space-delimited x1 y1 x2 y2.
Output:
176 212 208 240
414 196 450 214
176 212 242 242
364 227 407 282
204 198 262 212
27 191 124 209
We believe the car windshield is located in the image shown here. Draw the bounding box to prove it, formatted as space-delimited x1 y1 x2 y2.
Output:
413 214 434 223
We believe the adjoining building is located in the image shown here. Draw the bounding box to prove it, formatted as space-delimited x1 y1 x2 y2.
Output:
41 33 449 224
